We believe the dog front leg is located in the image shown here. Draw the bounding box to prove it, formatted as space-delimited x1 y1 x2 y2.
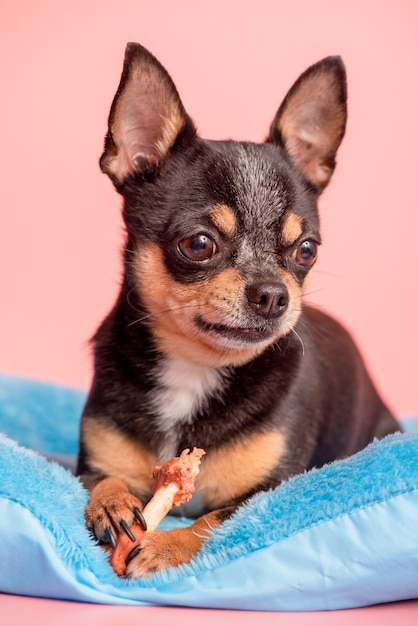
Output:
125 507 234 578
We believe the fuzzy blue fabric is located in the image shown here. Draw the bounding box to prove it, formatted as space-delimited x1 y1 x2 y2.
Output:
0 373 418 610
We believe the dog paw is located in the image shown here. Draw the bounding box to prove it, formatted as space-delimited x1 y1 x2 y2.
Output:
125 527 201 578
85 479 146 548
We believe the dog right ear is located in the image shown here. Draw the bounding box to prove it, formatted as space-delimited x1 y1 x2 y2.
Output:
100 43 195 187
268 56 347 192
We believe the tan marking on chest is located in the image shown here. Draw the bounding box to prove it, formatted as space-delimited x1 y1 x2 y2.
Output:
196 430 287 508
282 212 303 246
209 204 237 236
82 417 156 501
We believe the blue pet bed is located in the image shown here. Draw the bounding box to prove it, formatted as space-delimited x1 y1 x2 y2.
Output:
1 373 417 611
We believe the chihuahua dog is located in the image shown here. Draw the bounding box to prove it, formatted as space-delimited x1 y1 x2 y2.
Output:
76 43 399 578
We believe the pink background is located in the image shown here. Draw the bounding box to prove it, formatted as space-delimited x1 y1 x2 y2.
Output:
1 0 417 418
1 594 417 625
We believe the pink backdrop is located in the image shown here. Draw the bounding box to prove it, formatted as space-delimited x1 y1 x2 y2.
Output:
1 0 417 418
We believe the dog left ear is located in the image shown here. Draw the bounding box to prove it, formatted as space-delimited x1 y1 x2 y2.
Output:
268 57 347 191
100 43 195 186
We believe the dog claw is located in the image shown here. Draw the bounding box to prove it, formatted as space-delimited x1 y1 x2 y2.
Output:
134 507 147 531
104 527 117 550
120 519 136 542
126 544 142 566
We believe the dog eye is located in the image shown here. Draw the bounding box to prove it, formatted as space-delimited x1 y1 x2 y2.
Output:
177 234 217 262
293 240 318 267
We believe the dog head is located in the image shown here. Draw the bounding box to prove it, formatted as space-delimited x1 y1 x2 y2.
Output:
100 43 347 368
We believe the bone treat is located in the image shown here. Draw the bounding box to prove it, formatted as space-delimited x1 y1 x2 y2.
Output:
109 447 205 575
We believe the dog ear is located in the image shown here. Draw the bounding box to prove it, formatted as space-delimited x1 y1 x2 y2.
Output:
268 57 347 191
100 43 194 186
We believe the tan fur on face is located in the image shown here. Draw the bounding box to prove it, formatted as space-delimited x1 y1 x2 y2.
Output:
134 243 304 367
209 204 237 236
82 417 156 501
279 267 303 329
282 212 303 246
134 243 267 367
196 430 286 508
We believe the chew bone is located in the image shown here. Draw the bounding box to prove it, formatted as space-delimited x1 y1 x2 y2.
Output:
143 447 205 530
109 447 205 575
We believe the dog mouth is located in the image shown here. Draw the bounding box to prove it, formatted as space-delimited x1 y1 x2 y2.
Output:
195 315 274 345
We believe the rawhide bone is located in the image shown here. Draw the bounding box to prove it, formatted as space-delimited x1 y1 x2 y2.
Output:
110 447 205 575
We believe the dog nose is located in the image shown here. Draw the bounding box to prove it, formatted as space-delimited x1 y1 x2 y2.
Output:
246 282 289 319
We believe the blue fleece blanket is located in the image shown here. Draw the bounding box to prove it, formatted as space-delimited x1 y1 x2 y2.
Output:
0 373 417 611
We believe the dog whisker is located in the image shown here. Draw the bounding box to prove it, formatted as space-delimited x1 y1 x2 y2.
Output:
291 328 305 356
191 529 212 540
191 515 217 540
202 516 217 532
302 287 328 297
124 302 207 329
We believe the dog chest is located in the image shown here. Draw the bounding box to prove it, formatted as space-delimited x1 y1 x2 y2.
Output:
151 357 227 457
